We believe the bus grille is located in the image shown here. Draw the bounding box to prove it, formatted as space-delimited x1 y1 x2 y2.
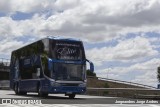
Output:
62 87 79 91
61 83 79 86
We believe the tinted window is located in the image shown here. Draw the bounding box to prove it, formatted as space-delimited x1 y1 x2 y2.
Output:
53 63 85 81
52 41 85 60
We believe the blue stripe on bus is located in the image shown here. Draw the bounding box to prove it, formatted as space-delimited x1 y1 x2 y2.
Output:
48 59 85 64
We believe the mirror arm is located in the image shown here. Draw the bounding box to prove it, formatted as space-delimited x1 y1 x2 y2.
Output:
86 59 91 63
86 59 94 72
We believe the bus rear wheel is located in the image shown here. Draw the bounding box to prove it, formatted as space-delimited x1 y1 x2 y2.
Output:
68 94 76 99
14 83 19 95
14 83 27 95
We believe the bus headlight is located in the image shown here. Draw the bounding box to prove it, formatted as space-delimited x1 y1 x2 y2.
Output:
84 79 87 83
79 83 86 87
54 83 61 87
51 82 61 87
50 81 55 86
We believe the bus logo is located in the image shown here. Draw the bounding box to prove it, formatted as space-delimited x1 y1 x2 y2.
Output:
57 47 76 56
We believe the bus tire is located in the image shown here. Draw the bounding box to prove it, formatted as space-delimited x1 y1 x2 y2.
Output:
20 92 27 95
38 86 48 97
69 94 75 99
14 83 27 95
14 83 19 95
15 83 20 95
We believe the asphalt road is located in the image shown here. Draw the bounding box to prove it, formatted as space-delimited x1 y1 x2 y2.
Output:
0 90 160 106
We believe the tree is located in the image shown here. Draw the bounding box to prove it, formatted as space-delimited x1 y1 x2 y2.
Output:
87 69 96 77
157 67 160 82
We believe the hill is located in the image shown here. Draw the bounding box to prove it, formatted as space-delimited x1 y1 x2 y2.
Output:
86 77 153 97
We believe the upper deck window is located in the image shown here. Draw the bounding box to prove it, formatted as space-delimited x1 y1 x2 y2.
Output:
52 40 85 60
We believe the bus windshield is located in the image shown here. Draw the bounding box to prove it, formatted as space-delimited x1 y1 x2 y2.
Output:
52 40 85 60
53 63 85 81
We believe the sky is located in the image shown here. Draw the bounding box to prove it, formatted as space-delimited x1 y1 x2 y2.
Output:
0 0 160 87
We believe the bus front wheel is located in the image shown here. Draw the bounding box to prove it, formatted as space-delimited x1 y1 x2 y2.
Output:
38 86 48 97
68 94 76 99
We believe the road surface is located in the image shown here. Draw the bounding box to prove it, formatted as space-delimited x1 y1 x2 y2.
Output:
0 90 159 107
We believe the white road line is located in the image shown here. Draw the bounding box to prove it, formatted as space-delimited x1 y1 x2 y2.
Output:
0 90 117 99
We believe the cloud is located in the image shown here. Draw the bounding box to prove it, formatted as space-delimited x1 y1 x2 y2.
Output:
128 58 160 86
84 0 160 26
1 0 160 42
0 1 160 60
132 72 157 87
0 0 80 14
130 58 160 71
0 0 160 86
54 0 80 11
0 39 24 57
0 0 55 14
86 36 158 66
96 58 160 86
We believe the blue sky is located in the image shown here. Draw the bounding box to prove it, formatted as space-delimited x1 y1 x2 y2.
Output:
0 0 160 86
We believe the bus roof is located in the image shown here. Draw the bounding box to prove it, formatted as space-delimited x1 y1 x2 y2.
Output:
12 36 82 52
47 36 81 42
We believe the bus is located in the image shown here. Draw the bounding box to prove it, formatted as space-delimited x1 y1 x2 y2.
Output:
10 37 94 98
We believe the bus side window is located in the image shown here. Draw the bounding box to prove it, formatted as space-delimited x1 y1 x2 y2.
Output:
32 66 41 79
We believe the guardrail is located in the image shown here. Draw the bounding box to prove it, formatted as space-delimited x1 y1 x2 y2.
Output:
87 87 160 91
87 76 157 89
87 87 160 98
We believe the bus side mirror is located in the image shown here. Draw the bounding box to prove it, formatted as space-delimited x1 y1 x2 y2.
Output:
48 59 53 71
90 62 94 72
86 59 94 72
36 68 40 77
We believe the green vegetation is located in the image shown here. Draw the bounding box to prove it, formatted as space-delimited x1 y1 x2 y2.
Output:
87 69 96 77
103 82 109 95
104 82 109 88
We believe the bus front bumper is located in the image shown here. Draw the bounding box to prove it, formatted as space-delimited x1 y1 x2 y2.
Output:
49 86 86 94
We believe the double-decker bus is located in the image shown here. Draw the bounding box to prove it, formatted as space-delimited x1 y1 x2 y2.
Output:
10 37 94 98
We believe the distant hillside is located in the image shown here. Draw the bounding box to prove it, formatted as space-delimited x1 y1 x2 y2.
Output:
87 77 146 88
86 77 148 97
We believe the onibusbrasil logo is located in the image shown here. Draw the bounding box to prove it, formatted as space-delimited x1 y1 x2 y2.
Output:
1 99 42 104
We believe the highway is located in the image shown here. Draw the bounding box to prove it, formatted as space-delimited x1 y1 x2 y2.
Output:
0 90 160 106
0 90 126 104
